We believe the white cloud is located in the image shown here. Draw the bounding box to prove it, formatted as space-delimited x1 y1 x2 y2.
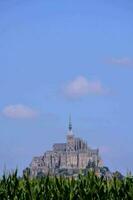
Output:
63 76 106 98
2 104 38 119
107 57 133 66
99 146 110 154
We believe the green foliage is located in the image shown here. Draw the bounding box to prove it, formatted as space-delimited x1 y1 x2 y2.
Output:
0 170 133 199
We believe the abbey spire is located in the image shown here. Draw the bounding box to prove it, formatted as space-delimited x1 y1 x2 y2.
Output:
69 114 72 131
68 114 73 135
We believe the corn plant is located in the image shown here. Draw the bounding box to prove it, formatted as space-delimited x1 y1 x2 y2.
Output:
0 170 133 199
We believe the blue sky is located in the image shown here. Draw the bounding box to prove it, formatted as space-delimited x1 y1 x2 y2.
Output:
0 0 133 175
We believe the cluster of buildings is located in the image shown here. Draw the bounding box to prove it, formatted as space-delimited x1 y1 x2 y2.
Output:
29 117 103 177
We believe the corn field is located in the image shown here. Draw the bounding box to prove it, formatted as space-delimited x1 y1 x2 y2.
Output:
0 170 133 200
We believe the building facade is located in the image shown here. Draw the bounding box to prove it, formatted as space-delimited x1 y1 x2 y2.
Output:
30 117 102 177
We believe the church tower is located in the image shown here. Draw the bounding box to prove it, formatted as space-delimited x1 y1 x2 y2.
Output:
68 115 73 135
67 115 75 151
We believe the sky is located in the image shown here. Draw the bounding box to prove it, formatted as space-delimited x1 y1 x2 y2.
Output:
0 0 133 175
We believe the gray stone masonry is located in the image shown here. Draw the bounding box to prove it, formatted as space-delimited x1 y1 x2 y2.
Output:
30 125 102 177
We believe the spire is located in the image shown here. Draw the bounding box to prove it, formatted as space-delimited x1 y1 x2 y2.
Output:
67 114 74 136
69 114 72 131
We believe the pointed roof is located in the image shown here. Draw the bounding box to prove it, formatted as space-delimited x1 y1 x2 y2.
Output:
69 114 72 131
67 114 73 135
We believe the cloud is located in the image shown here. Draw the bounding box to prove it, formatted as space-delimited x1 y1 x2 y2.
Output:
106 57 133 66
2 104 38 119
62 76 107 99
99 146 110 154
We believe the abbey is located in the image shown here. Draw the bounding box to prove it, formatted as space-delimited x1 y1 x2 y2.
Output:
30 117 102 177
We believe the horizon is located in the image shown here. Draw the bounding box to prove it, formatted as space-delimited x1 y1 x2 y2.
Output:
0 0 133 175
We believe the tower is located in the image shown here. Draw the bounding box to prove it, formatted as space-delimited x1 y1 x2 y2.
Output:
67 115 75 151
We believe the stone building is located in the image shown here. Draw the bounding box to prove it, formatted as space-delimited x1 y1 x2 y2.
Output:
30 117 102 177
